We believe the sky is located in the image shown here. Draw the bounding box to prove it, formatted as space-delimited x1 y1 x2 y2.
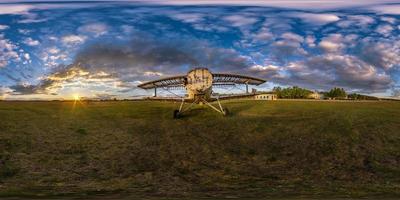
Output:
0 0 400 100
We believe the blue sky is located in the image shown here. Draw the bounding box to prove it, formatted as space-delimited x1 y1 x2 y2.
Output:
0 0 400 100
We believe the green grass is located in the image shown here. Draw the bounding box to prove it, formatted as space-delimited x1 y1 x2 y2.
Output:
0 100 399 198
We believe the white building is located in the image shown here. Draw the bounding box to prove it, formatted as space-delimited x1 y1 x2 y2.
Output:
308 91 322 99
254 93 277 100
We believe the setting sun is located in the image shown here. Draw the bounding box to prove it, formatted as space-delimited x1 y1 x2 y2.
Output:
73 94 80 101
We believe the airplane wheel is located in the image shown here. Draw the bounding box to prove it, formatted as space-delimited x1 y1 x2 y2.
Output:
173 110 180 119
223 108 230 116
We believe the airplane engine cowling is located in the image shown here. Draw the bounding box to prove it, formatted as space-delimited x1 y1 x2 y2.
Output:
186 68 213 99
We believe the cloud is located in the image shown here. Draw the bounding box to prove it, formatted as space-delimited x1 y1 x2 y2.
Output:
393 88 400 98
337 15 375 28
0 34 20 67
223 15 258 27
169 13 205 23
305 35 316 47
9 81 54 95
249 64 282 79
2 1 400 98
270 32 307 62
17 13 48 23
0 4 32 15
281 32 304 43
319 41 340 52
372 5 400 15
376 24 394 37
144 71 164 76
23 37 40 46
72 36 252 75
78 23 108 37
290 12 340 25
281 55 392 92
252 28 273 41
10 65 115 95
146 0 399 10
47 47 60 54
381 16 396 24
192 23 230 32
92 93 117 100
0 3 100 16
23 53 30 60
61 35 87 45
358 41 400 70
318 34 345 53
12 35 253 95
0 25 9 30
0 87 11 100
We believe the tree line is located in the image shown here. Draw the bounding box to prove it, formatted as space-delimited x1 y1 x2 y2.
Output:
272 86 378 100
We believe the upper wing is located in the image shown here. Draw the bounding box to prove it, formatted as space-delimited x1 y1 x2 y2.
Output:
137 75 186 89
212 73 266 85
137 73 265 89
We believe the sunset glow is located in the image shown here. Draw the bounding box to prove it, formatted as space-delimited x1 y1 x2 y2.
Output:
73 94 80 101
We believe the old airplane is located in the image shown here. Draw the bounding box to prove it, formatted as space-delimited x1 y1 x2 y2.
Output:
138 68 265 118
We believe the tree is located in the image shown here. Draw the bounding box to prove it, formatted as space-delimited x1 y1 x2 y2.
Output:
273 86 313 99
326 87 347 99
348 93 379 100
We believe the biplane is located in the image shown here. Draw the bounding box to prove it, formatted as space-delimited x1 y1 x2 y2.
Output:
138 68 265 118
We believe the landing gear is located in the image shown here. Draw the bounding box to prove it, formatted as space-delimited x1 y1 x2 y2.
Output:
173 96 229 118
173 109 180 119
223 108 230 116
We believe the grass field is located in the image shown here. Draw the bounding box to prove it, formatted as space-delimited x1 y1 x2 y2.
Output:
0 100 399 198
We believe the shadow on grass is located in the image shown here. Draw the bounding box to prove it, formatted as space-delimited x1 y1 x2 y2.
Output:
174 101 257 118
223 102 255 117
174 107 207 119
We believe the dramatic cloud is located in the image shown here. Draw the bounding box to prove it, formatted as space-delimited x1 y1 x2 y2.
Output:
1 1 400 99
359 41 400 70
70 34 255 75
11 35 253 95
282 55 393 92
0 87 11 100
10 65 116 95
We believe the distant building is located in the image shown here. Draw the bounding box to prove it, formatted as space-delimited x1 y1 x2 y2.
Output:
254 92 277 100
308 91 323 99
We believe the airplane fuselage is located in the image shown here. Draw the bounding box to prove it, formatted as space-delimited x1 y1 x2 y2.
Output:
185 68 213 101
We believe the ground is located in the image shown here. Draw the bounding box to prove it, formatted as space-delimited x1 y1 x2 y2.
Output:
0 100 399 199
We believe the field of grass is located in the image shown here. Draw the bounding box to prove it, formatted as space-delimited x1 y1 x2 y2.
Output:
0 100 400 198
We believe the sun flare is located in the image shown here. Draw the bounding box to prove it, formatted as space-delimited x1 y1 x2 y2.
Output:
73 94 80 101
